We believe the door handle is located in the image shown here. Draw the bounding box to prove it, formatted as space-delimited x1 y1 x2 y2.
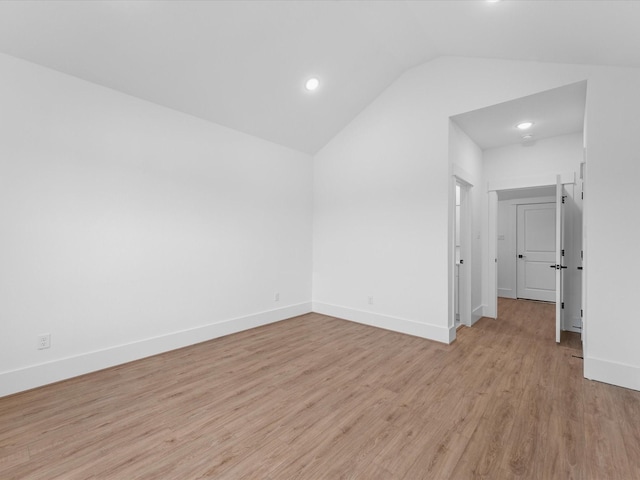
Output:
549 264 568 269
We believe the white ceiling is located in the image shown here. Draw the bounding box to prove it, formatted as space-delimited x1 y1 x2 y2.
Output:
0 1 638 154
452 81 587 150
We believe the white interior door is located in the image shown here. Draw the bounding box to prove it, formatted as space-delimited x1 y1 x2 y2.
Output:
555 176 566 343
516 203 556 302
455 185 460 322
456 181 471 327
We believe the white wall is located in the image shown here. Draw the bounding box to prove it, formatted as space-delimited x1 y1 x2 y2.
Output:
497 200 512 298
0 53 313 397
583 72 640 389
312 60 453 342
484 133 583 183
313 56 640 391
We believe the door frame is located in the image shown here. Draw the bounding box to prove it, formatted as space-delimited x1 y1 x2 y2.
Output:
449 165 474 340
486 172 575 319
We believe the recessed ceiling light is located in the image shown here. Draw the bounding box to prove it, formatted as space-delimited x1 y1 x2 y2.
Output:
516 121 534 130
305 77 319 91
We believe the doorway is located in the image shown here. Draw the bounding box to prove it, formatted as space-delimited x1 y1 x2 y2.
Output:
489 175 582 344
454 181 471 328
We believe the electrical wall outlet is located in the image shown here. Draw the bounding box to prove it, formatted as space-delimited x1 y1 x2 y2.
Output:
275 292 280 302
368 296 374 305
37 334 51 350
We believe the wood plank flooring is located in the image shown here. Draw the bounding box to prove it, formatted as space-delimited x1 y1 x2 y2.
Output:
1 298 639 479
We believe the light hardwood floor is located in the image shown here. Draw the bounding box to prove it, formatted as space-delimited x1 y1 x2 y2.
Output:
1 298 639 479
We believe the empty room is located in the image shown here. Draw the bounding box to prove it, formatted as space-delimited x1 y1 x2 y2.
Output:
1 1 639 478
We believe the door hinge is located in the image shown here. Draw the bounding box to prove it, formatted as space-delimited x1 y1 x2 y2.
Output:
581 191 584 200
581 309 583 317
581 250 583 260
561 249 565 256
561 302 565 309
562 195 566 204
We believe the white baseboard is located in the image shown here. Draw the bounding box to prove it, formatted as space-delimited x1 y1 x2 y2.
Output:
584 356 640 392
563 316 582 334
471 305 485 326
0 302 312 398
564 326 582 334
312 302 451 344
497 288 516 299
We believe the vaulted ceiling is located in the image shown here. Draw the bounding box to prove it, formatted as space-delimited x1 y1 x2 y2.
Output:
0 1 638 154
